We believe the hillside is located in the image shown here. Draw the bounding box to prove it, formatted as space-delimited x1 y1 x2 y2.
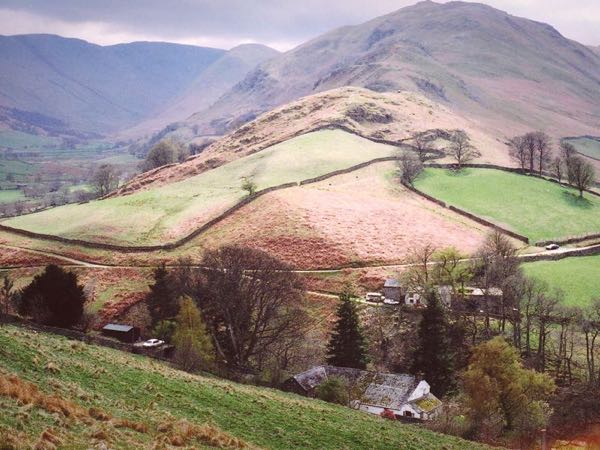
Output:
0 35 275 135
0 325 488 449
118 86 508 193
174 1 600 141
121 44 280 138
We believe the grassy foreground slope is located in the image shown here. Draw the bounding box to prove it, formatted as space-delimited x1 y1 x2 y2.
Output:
0 326 486 449
414 168 600 243
522 255 600 307
4 130 396 245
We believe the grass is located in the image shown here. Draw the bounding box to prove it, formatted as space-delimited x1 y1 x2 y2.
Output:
0 325 487 449
0 130 60 150
0 189 25 204
522 255 600 307
4 130 397 245
414 168 600 242
564 136 600 160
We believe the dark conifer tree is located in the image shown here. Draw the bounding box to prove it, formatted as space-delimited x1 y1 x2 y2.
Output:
412 289 454 397
147 263 178 325
326 293 368 369
19 264 85 327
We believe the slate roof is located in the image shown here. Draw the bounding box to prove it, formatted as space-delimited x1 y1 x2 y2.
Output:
102 323 134 333
359 373 418 410
384 279 402 288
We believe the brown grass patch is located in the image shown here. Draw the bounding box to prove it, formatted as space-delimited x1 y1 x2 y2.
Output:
0 374 85 418
112 418 149 434
33 428 62 450
156 419 254 449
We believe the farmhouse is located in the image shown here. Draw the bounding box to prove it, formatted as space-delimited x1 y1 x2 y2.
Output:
283 366 442 421
101 323 140 343
404 285 452 308
383 279 403 302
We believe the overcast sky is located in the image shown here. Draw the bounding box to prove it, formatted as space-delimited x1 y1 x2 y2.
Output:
0 0 599 51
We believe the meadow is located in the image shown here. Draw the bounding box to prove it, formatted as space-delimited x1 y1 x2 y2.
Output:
522 255 600 307
4 130 398 245
564 136 600 160
414 168 600 243
0 325 486 449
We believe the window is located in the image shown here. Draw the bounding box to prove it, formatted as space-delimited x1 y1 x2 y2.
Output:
404 411 413 417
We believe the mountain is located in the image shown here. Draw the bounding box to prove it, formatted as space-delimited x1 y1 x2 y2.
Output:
0 34 225 134
180 1 600 140
120 43 279 138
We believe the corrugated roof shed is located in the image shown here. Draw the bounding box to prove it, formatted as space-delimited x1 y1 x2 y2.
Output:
102 323 134 333
384 279 402 288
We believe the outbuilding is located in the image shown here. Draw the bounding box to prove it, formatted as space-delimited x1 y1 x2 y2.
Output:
383 279 403 302
101 323 140 343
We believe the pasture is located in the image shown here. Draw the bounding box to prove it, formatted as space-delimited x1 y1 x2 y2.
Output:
4 130 397 245
522 255 600 308
414 168 600 242
564 136 600 160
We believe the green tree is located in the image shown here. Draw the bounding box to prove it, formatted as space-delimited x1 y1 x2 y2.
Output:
315 377 349 405
326 293 368 369
152 319 176 343
143 139 188 172
463 337 555 438
19 265 85 328
241 176 257 196
173 297 214 372
412 289 454 397
146 264 179 326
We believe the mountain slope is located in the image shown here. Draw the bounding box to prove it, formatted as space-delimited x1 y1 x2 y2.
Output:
122 44 280 138
0 34 224 133
181 1 600 139
0 325 488 449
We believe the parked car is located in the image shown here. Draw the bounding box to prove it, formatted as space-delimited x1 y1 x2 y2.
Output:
545 243 560 250
142 338 165 348
365 292 385 303
383 298 400 306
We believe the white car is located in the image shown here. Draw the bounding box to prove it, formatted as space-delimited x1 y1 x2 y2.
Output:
142 338 165 348
383 298 400 305
545 244 560 250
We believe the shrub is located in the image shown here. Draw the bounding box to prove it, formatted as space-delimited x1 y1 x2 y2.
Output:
315 377 349 405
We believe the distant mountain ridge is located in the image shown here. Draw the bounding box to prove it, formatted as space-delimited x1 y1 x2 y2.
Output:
178 1 600 140
0 34 277 135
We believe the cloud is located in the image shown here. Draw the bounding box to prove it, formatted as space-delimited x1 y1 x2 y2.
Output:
0 0 599 50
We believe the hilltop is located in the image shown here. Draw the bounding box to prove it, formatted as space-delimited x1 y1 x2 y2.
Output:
117 86 508 194
0 325 488 449
173 1 600 141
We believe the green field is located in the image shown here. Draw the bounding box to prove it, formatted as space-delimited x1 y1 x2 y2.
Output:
0 130 60 150
522 255 600 307
4 130 397 245
564 136 600 160
0 326 485 449
414 168 600 242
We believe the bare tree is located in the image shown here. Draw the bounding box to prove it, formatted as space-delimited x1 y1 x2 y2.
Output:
533 131 552 175
92 164 119 197
560 141 578 179
411 132 431 162
581 299 600 385
523 132 537 174
534 290 560 372
508 135 528 170
0 275 15 316
402 243 438 290
551 156 565 184
568 156 595 197
196 245 307 372
447 130 481 169
397 150 423 185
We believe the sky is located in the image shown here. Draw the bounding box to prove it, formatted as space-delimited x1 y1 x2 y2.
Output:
0 0 599 51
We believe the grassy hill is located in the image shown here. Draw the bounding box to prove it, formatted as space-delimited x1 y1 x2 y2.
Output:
522 255 600 307
414 168 600 243
0 325 487 449
3 130 398 245
563 136 600 160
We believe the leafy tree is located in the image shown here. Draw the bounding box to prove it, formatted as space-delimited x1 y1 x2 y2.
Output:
146 264 179 326
173 296 214 372
326 292 369 369
143 139 188 172
463 337 555 439
241 176 257 196
315 377 349 405
19 265 86 327
412 290 454 397
152 319 176 343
